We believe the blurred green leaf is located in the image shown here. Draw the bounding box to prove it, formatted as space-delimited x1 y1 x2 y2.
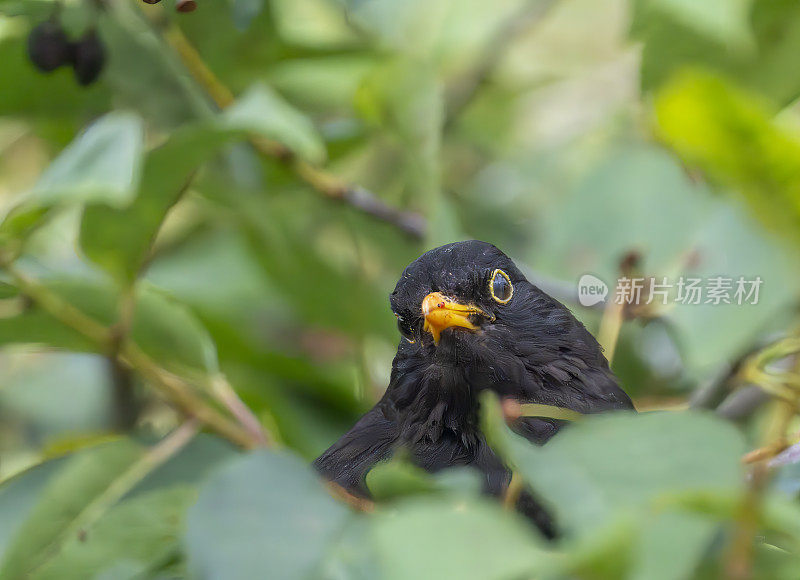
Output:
34 487 195 580
268 56 376 113
0 458 67 565
365 454 485 502
482 392 745 536
0 440 143 578
633 0 800 105
0 351 113 437
355 58 453 242
128 434 238 498
33 112 144 208
78 122 248 283
233 192 395 339
644 0 754 47
0 204 51 246
629 511 717 580
132 282 220 375
270 0 359 48
533 145 799 377
185 450 350 579
654 70 800 240
317 517 381 580
0 276 219 374
365 454 436 500
222 83 326 164
370 497 549 580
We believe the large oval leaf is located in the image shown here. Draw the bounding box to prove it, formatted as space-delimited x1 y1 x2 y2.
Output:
185 450 350 580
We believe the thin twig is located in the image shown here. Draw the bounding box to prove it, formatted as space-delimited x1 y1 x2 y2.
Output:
152 16 426 239
597 251 644 365
209 374 271 447
501 398 583 422
107 356 139 431
503 470 524 510
597 299 624 365
121 344 260 449
724 340 800 579
716 386 770 422
725 401 794 580
108 284 140 430
742 440 792 465
324 481 375 512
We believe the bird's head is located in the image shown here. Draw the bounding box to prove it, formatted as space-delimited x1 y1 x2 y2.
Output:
389 241 621 411
390 240 522 350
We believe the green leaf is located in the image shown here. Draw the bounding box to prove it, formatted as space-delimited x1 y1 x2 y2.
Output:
268 56 376 112
654 70 800 241
235 196 395 339
222 83 326 164
33 112 144 208
365 458 483 502
129 434 239 498
317 517 381 580
489 404 746 536
633 0 800 105
531 145 799 377
629 511 717 580
0 205 52 246
646 0 754 47
270 0 358 48
0 352 114 437
370 497 549 580
0 459 68 565
0 276 219 374
365 455 436 500
33 487 196 580
184 450 350 579
79 122 249 283
131 282 220 375
355 58 450 242
0 440 144 578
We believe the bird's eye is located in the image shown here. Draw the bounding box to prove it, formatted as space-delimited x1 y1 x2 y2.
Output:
395 314 416 343
489 269 513 304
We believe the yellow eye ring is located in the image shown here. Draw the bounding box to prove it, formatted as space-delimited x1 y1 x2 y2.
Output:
489 269 513 304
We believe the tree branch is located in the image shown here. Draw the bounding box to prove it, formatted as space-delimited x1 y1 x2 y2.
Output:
3 262 263 449
725 337 800 579
153 16 426 240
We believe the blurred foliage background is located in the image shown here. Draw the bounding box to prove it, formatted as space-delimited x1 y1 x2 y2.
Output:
2 0 800 578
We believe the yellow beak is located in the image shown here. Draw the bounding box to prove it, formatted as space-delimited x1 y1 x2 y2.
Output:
421 292 486 345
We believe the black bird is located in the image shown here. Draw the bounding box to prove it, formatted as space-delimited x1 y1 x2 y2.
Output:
315 241 633 534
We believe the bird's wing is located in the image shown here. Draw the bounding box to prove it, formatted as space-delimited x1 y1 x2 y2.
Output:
313 405 397 497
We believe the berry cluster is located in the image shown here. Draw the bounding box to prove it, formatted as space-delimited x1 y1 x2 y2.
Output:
27 19 106 86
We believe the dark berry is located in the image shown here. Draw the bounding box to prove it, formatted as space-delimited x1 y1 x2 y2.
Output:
27 20 70 73
142 0 162 3
176 0 197 12
71 30 106 86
